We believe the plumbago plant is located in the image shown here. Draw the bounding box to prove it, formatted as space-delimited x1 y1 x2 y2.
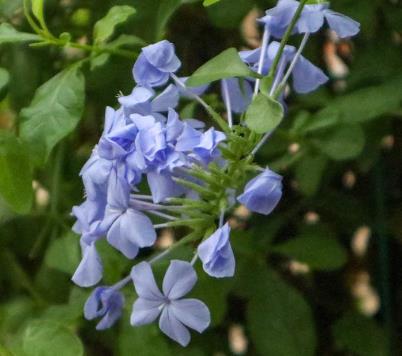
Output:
65 0 360 347
9 0 402 353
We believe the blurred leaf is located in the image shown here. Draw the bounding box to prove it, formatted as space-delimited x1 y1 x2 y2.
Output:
119 321 172 356
0 67 10 100
247 268 316 356
333 312 388 356
45 232 80 274
0 131 33 214
294 152 328 196
207 0 253 29
312 123 365 161
315 76 402 125
22 320 84 356
0 297 35 335
97 239 131 284
20 65 85 166
191 265 234 325
31 0 45 24
187 48 260 87
90 34 145 71
0 344 12 356
272 226 347 270
245 94 284 134
0 23 40 44
93 6 136 44
203 0 220 6
131 0 187 42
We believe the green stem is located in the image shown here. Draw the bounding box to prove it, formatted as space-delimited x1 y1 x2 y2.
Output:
267 0 308 81
2 249 46 306
43 38 138 59
23 0 43 35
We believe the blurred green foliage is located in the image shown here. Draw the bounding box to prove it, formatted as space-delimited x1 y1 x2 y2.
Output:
0 0 401 355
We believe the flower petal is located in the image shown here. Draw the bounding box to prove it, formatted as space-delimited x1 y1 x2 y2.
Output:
72 243 103 288
162 260 197 300
292 55 328 94
131 298 163 326
131 262 164 301
159 307 191 347
147 171 184 203
170 299 210 333
151 84 179 113
324 10 360 38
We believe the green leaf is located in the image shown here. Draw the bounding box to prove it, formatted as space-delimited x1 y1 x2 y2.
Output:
245 94 284 134
294 152 328 196
0 67 10 100
20 65 85 166
247 267 316 356
312 123 365 161
272 226 347 270
315 76 402 124
0 132 33 214
0 23 40 44
333 312 388 356
207 0 253 29
93 5 136 44
203 0 220 5
22 320 84 356
45 232 80 274
186 48 260 87
191 265 234 326
31 0 45 24
119 320 172 356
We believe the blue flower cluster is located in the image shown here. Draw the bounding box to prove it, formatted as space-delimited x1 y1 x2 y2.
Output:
71 0 359 347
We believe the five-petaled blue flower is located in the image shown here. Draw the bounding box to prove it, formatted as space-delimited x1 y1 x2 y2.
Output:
237 169 283 215
84 287 125 330
131 260 211 346
198 223 235 278
259 0 360 39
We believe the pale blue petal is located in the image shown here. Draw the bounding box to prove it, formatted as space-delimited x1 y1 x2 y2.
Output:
221 78 253 114
175 123 202 152
197 223 235 278
237 169 283 215
131 262 164 301
166 109 184 142
162 260 197 300
295 9 325 34
142 40 181 73
292 55 328 94
147 171 184 203
131 298 162 326
170 299 210 333
72 243 103 287
151 84 180 112
133 53 169 87
159 307 191 347
324 10 360 38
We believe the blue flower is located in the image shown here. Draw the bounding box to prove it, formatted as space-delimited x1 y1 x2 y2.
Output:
259 0 360 39
197 223 235 278
101 168 156 258
193 127 226 164
240 41 328 94
119 84 179 122
237 169 283 215
221 78 253 114
133 40 181 87
84 287 124 330
131 260 210 347
72 242 103 287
